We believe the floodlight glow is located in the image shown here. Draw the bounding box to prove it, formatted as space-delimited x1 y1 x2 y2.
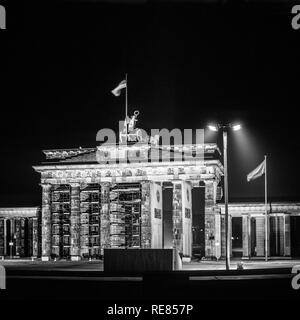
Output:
232 124 241 131
208 125 218 132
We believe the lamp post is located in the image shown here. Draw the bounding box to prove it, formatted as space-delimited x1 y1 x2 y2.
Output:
208 123 241 271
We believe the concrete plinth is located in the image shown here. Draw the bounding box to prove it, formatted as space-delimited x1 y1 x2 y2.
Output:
104 248 181 272
41 256 50 261
71 255 81 261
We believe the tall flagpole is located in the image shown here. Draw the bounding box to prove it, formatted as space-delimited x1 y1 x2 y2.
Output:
223 129 230 270
264 155 268 262
125 73 128 119
125 73 128 138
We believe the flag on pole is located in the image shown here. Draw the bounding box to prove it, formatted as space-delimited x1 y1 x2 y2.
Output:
247 159 265 182
247 156 269 261
111 80 126 96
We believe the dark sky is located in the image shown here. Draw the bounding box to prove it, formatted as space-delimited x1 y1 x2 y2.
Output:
1 1 299 206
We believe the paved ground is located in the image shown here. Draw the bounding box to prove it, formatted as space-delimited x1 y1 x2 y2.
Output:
1 259 102 272
184 259 300 270
1 258 300 272
1 259 299 301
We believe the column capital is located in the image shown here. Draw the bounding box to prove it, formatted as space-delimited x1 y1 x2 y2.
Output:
39 183 52 190
140 180 150 185
190 180 201 188
69 182 80 188
203 179 214 186
150 180 162 185
99 182 111 188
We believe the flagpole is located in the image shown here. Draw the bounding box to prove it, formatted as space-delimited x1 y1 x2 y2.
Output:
125 73 128 119
264 155 268 262
125 73 128 139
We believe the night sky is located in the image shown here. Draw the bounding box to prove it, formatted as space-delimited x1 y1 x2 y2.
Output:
1 1 299 206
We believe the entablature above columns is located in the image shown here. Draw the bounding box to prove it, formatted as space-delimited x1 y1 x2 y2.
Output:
218 202 300 216
33 159 223 186
0 207 40 219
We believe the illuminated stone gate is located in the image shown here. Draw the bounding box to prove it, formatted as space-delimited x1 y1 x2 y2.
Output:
33 142 224 261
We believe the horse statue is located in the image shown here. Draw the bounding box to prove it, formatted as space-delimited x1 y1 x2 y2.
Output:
119 110 159 145
119 110 148 143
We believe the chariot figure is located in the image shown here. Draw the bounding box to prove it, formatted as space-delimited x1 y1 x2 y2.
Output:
119 110 148 143
119 110 159 145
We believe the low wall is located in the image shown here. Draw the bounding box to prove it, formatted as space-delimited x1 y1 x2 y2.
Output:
104 248 182 272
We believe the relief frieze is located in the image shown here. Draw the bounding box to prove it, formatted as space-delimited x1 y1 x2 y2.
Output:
40 164 212 183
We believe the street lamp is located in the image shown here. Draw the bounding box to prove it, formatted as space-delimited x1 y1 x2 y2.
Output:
208 123 241 270
232 124 241 131
208 125 218 132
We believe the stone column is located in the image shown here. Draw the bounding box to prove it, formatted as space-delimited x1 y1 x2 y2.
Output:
229 215 232 257
150 181 163 249
100 183 110 255
279 215 284 256
221 214 226 258
15 218 22 257
256 216 265 257
284 214 291 256
70 183 81 260
214 211 221 260
182 181 192 257
3 219 7 256
32 217 39 257
173 182 183 254
242 215 250 258
205 208 216 258
141 181 151 249
41 183 52 261
204 181 216 259
0 219 4 256
10 219 15 257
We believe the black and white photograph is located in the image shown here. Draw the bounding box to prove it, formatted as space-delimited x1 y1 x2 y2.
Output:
0 0 300 315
